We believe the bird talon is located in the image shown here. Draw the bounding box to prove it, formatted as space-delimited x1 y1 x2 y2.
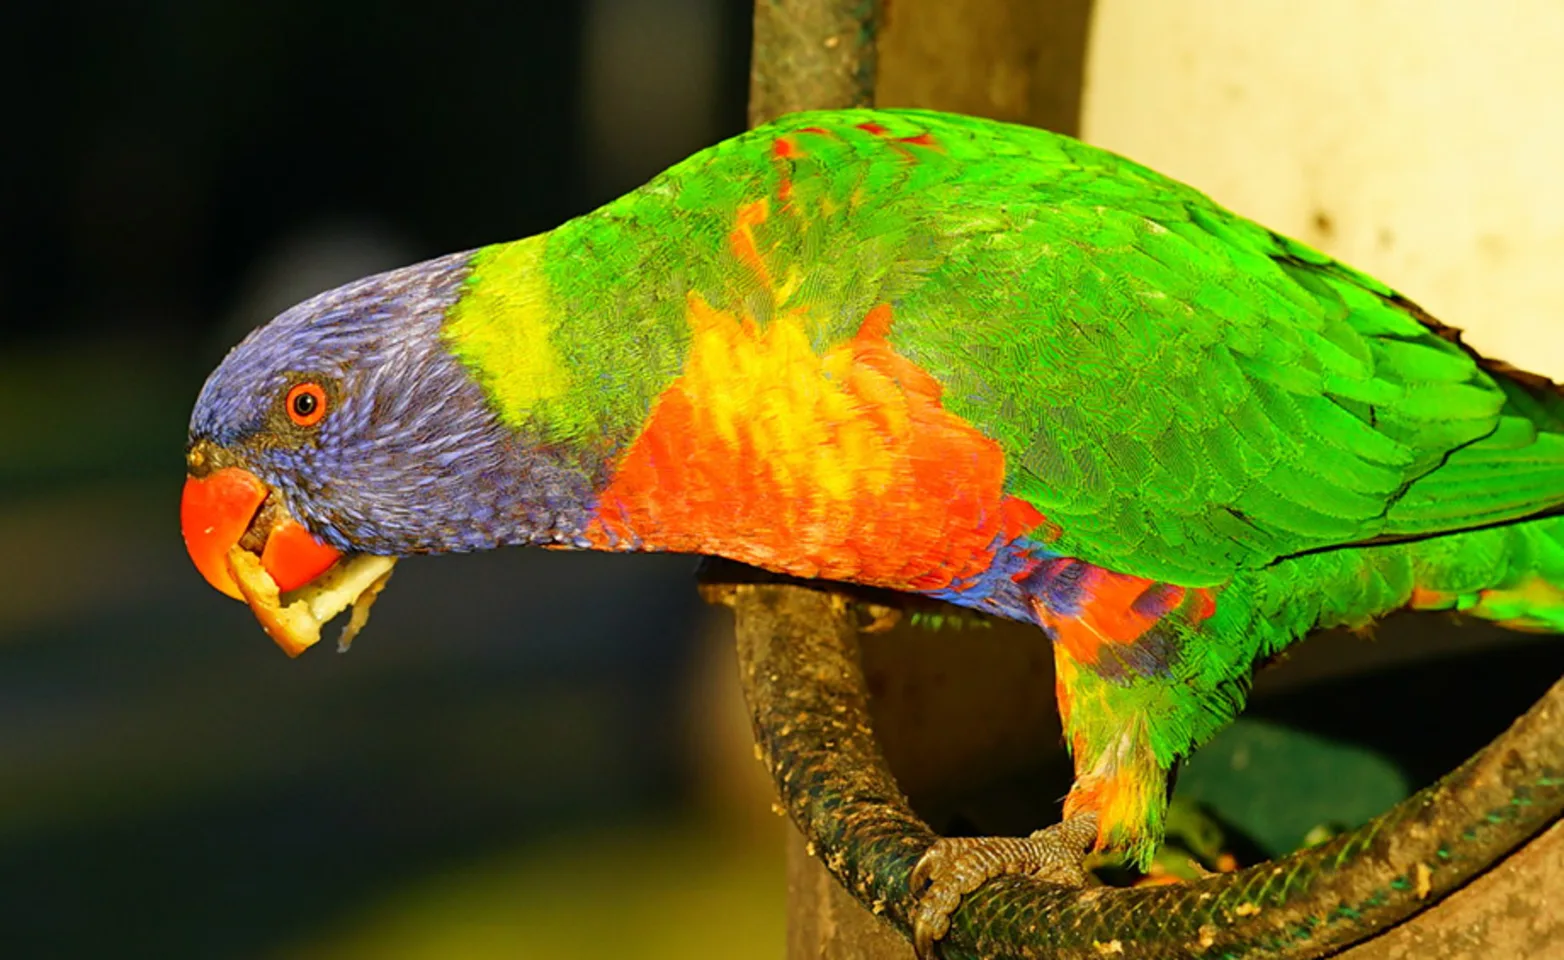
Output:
908 814 1098 958
909 852 933 895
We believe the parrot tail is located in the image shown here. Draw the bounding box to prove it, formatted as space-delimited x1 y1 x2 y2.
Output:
1406 518 1564 632
1401 349 1564 632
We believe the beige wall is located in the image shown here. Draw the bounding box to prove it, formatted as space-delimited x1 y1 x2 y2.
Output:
1081 0 1564 377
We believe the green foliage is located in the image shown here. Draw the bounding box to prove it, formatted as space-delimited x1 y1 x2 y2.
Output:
1174 718 1410 859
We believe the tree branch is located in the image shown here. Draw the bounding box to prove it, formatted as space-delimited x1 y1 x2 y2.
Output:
704 576 1564 959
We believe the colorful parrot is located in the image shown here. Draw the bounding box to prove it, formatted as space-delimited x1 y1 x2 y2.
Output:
181 109 1564 945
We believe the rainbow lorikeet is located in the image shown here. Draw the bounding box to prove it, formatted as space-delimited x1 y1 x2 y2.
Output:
182 109 1564 943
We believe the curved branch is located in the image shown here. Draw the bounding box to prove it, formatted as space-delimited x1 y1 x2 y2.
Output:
703 576 1564 959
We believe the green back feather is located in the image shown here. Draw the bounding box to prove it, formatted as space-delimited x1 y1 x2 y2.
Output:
451 107 1564 591
443 108 1564 864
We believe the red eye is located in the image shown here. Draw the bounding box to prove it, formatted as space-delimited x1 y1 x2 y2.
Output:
286 382 328 427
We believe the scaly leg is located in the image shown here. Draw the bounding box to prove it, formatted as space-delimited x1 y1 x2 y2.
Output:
909 812 1098 958
908 640 1201 956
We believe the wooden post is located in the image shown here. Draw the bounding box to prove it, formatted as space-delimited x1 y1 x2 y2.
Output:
876 0 1094 134
744 3 1098 957
748 0 877 128
748 0 1093 133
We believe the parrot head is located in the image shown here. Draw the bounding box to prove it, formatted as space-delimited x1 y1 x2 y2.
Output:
182 250 604 656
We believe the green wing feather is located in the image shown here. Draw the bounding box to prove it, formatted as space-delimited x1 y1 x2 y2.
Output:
479 107 1564 588
730 109 1563 585
456 108 1564 865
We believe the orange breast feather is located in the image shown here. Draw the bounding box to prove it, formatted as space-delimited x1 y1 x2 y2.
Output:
586 296 1043 591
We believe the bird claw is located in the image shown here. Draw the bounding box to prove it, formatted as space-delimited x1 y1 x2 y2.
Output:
909 813 1099 959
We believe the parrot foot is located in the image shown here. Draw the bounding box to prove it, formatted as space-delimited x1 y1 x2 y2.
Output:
909 812 1098 959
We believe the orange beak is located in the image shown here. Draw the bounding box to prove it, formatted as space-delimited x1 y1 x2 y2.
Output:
181 466 343 599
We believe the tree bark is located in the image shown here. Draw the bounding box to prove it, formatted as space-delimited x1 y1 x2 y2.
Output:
748 0 878 128
876 0 1093 134
1338 820 1564 960
782 818 1564 960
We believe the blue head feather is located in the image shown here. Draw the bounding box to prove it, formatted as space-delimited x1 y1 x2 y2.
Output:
189 252 605 555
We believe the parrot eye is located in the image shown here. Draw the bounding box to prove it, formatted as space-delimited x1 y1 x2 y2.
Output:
285 382 329 427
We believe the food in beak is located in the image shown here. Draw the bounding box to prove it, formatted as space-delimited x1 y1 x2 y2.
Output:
227 548 397 657
181 465 396 656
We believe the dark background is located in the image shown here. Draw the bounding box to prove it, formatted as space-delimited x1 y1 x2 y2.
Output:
0 3 790 958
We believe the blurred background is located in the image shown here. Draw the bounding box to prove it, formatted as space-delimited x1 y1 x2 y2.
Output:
3 1 1563 957
1 2 783 958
